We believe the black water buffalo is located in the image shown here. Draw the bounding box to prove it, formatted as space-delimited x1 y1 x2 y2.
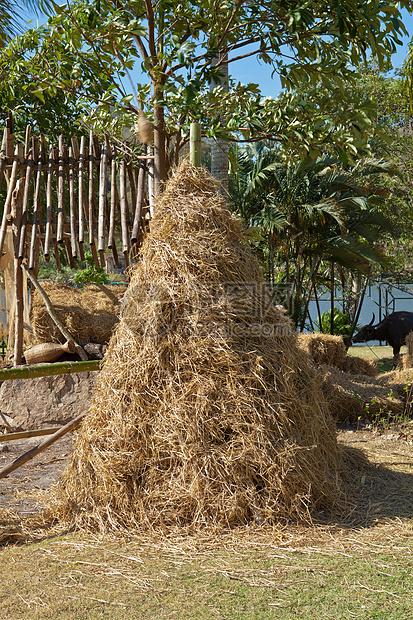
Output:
352 311 413 356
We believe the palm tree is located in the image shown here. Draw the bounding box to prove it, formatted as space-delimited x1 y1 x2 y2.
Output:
230 145 396 329
0 0 51 48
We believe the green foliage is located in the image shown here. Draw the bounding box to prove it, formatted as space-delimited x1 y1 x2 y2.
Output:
2 0 412 166
73 252 109 287
316 307 354 337
350 63 413 278
230 143 395 326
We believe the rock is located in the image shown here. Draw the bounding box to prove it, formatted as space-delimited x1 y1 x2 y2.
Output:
0 371 98 430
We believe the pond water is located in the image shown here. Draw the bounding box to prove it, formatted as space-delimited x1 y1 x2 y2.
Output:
307 281 413 347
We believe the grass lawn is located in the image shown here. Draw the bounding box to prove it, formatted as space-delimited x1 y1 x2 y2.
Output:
1 525 413 619
347 344 405 373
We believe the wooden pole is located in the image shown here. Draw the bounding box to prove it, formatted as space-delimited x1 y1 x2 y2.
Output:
22 264 89 361
190 122 201 168
0 426 63 442
12 179 25 366
0 359 100 381
98 138 108 266
119 159 130 267
0 413 86 480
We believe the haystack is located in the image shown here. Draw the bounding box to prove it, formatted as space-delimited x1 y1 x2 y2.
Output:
320 365 409 423
50 162 346 534
30 283 125 345
339 355 377 377
398 332 413 370
298 333 377 377
298 333 347 367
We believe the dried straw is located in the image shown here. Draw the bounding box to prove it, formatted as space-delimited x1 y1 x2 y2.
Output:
298 333 347 367
30 283 125 345
399 332 413 369
339 356 377 377
49 162 348 535
298 334 377 377
320 365 406 423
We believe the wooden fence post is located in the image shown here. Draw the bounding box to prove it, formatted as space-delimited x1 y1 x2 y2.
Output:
12 178 25 366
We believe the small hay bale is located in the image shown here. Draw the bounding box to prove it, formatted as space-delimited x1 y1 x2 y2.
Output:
30 283 125 345
298 333 347 367
399 332 413 369
376 368 413 399
398 353 413 371
49 162 348 535
406 332 413 356
339 356 377 377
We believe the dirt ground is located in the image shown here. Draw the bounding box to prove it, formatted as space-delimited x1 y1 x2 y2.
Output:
0 435 73 515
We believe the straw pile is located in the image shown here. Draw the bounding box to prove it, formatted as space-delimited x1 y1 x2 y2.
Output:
320 365 410 423
398 332 413 370
298 333 346 367
298 333 377 377
30 283 125 345
339 355 377 377
49 162 347 534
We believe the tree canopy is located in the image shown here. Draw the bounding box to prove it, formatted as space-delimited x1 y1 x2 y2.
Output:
2 0 413 184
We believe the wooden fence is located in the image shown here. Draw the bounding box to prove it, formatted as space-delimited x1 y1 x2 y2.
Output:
0 114 153 273
0 114 154 365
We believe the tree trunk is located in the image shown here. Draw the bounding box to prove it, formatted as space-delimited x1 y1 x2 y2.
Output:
210 53 229 193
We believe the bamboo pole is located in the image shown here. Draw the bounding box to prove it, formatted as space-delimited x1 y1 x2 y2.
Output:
108 149 117 254
44 145 53 259
18 145 35 259
53 235 61 271
127 164 137 218
12 178 25 366
57 135 65 243
22 264 89 361
98 138 108 266
0 413 86 480
5 113 14 162
68 145 77 259
64 236 75 269
119 158 130 267
74 137 83 229
24 125 32 159
88 131 100 269
0 145 20 258
0 359 100 381
131 157 146 244
190 122 201 167
0 426 63 442
29 141 44 270
147 147 154 217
